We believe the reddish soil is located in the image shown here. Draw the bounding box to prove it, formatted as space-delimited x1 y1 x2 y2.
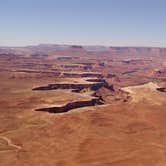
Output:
0 45 166 166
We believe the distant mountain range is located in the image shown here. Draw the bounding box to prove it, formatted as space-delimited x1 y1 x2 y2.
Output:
0 44 166 57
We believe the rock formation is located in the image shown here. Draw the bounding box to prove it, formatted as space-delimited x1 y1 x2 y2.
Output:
33 79 114 113
35 98 104 113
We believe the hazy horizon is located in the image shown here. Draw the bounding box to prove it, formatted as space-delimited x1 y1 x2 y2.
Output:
0 0 166 47
1 43 166 49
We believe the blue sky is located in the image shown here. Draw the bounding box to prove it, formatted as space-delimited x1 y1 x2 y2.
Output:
0 0 165 47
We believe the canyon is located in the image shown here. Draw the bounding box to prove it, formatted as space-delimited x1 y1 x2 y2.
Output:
0 45 166 166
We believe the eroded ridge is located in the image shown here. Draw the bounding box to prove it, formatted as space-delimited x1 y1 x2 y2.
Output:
35 98 104 113
33 78 114 113
32 79 114 91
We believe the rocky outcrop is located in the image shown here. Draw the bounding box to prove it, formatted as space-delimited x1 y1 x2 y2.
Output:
33 79 114 113
62 72 102 78
35 98 104 113
33 83 100 91
85 79 105 83
122 70 138 75
32 80 114 92
156 69 166 75
30 54 48 58
122 59 152 64
57 56 73 61
81 73 103 78
157 87 166 92
62 65 79 69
